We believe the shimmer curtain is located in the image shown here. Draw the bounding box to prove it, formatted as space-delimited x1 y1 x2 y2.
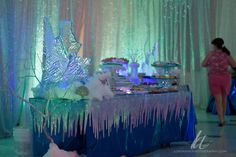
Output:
1 0 233 137
0 0 37 137
0 0 13 138
216 0 236 56
0 16 11 137
87 0 216 109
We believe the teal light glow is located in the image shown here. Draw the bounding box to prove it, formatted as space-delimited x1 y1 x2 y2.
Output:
1 0 223 120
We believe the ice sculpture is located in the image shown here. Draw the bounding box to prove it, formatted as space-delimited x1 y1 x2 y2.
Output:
42 18 89 83
59 21 81 53
152 42 159 58
33 17 90 99
129 62 140 85
141 42 158 76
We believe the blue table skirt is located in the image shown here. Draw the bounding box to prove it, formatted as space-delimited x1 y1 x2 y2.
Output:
86 99 196 157
207 78 236 115
31 91 197 157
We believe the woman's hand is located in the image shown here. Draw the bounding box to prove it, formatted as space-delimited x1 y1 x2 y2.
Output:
202 52 212 67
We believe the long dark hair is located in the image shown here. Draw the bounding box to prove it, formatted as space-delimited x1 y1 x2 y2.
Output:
211 38 231 55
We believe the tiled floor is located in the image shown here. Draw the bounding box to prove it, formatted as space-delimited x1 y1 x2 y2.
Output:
1 108 236 157
0 137 14 157
137 108 236 157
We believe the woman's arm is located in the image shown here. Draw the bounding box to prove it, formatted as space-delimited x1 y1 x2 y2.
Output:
202 52 212 67
228 55 236 68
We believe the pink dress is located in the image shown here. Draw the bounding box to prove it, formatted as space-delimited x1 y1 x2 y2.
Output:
206 51 231 96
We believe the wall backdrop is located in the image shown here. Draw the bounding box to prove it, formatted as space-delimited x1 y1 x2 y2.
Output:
1 0 236 137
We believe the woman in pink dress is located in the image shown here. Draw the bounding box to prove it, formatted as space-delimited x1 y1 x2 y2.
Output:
202 38 236 126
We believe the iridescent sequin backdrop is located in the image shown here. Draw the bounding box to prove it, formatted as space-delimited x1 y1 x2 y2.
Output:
1 0 236 137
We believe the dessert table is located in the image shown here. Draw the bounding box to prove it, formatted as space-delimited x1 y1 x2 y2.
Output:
30 85 196 157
